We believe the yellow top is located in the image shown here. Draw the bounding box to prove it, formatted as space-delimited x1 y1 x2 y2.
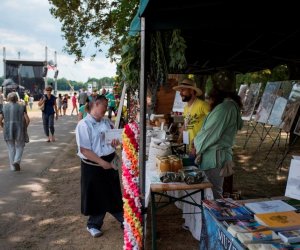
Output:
183 98 210 146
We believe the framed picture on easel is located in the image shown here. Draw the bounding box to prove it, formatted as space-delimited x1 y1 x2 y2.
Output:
281 82 300 133
241 82 261 121
255 81 282 124
267 81 293 127
281 101 300 133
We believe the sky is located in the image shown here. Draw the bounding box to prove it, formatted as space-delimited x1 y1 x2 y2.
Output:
0 0 117 82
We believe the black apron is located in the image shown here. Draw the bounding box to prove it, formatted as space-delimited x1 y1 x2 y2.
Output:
80 152 123 216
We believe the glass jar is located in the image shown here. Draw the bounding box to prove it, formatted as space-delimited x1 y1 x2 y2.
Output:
172 158 183 173
159 159 171 173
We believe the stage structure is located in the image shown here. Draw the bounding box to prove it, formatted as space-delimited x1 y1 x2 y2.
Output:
2 47 58 99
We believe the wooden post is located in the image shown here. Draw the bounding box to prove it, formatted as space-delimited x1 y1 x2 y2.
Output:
114 83 127 129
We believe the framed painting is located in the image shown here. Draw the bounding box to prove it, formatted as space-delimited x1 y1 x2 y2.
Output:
281 81 300 133
289 81 300 102
241 83 261 121
255 82 282 124
267 81 293 127
267 96 288 127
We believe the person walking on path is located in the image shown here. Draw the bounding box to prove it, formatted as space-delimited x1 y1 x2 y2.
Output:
75 95 123 238
62 94 68 116
28 94 34 110
78 89 88 107
78 98 90 122
0 92 30 171
71 92 79 116
57 93 63 116
0 90 4 113
23 92 29 107
38 86 58 142
105 90 117 120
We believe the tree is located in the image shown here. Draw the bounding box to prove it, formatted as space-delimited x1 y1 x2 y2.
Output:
49 0 139 62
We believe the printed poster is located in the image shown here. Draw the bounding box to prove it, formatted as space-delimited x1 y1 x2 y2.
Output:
241 83 261 121
285 158 300 200
172 91 186 113
267 96 288 127
255 82 282 124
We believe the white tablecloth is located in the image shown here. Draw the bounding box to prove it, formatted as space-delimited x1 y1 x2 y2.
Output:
145 161 214 241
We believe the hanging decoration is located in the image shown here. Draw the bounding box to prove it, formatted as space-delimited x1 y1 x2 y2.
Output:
122 122 142 250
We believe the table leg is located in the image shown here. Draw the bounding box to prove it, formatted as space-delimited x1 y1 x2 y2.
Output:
151 191 157 250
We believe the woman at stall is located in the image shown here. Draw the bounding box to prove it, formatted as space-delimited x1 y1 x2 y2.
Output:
194 87 243 199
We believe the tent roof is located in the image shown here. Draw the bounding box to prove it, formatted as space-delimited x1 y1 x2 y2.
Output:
130 0 300 74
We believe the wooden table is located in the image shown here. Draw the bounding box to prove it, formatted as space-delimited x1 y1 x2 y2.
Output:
150 181 213 250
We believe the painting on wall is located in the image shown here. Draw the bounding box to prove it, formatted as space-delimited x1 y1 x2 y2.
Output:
255 81 282 124
241 83 262 121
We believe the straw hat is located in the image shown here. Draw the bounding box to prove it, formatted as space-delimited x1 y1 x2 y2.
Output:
172 79 202 96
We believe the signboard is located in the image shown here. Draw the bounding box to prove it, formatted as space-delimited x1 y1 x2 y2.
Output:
172 91 186 113
255 81 281 124
285 158 300 200
241 83 261 121
87 83 92 93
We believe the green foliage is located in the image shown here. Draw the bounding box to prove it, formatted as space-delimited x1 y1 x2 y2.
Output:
150 32 168 85
117 36 140 90
168 29 187 71
236 64 289 89
0 76 3 86
49 0 139 62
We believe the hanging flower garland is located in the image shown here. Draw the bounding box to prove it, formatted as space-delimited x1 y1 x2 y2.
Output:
122 122 142 250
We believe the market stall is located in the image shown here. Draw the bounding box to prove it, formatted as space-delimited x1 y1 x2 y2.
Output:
128 1 300 249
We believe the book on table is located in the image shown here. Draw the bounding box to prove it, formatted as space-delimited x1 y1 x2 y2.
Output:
284 199 300 213
236 229 280 244
227 219 268 237
278 229 300 243
244 200 296 214
246 242 299 250
254 211 300 231
202 198 253 221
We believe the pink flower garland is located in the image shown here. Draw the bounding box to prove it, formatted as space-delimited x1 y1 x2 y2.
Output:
122 122 142 249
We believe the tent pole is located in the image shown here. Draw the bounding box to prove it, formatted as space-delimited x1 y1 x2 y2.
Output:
139 16 147 246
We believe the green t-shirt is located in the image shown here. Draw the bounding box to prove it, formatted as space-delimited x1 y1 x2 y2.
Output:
194 99 243 170
79 105 88 118
105 92 116 108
